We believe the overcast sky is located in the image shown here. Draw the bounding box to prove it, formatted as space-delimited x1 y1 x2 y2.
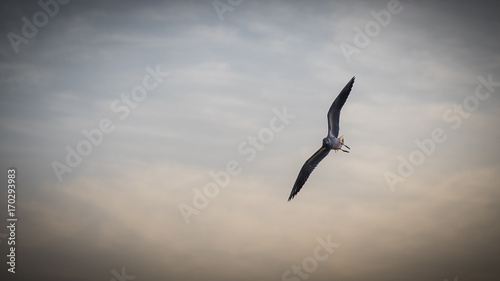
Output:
1 0 500 280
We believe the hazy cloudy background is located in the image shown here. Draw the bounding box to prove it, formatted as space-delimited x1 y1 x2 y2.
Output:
1 0 499 280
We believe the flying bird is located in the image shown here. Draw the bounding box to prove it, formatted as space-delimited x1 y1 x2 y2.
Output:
288 77 355 201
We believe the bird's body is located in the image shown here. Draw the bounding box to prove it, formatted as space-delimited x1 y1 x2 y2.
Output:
288 77 355 201
323 135 344 151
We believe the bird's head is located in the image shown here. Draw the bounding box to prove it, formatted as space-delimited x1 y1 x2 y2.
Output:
322 137 331 147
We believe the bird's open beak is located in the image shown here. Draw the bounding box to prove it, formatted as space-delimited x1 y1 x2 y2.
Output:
340 135 350 153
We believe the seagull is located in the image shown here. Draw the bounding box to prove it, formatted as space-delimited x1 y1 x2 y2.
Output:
288 77 355 201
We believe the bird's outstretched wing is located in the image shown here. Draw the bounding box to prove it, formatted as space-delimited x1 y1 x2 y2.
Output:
288 146 330 201
327 77 355 138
